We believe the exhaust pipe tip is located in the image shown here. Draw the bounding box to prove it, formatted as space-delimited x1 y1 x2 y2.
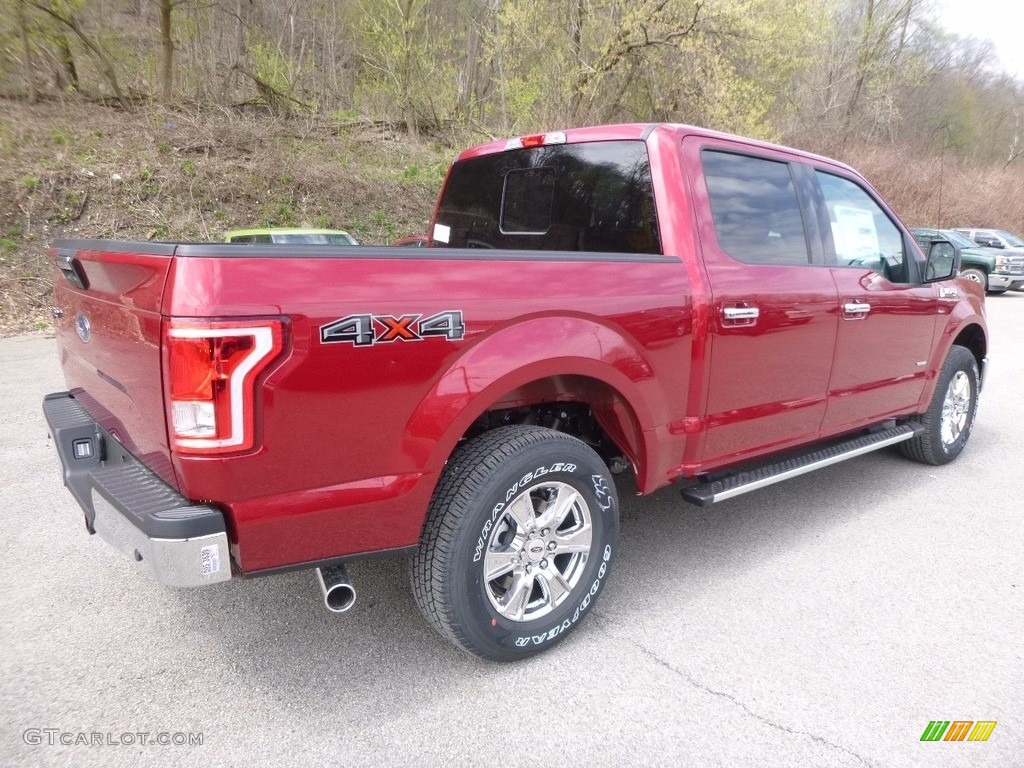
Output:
316 564 356 613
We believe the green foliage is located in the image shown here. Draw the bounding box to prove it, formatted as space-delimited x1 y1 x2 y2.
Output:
355 0 458 133
246 28 313 109
400 162 446 183
257 193 299 228
1 0 1021 172
49 127 70 146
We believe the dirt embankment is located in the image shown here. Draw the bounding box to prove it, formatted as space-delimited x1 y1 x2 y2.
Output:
0 99 452 337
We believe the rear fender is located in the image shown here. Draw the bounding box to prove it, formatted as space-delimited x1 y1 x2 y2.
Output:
403 316 661 489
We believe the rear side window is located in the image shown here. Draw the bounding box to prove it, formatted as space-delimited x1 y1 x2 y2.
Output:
702 150 809 266
229 234 273 244
435 140 662 254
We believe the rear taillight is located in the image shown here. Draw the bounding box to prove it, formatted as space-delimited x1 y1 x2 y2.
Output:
165 319 284 454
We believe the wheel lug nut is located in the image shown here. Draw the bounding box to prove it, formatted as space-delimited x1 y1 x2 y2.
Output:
547 542 556 551
541 528 550 536
540 559 548 568
526 564 533 574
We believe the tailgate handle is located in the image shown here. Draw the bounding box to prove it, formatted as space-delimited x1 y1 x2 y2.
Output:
55 250 88 290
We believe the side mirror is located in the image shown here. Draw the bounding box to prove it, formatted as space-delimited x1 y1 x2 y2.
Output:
924 240 957 282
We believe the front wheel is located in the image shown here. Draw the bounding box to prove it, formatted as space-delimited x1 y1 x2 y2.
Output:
900 345 979 465
411 426 619 661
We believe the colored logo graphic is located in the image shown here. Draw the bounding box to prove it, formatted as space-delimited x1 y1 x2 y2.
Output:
920 721 997 742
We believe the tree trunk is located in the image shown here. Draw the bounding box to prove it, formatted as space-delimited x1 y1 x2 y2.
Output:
17 0 37 103
57 33 79 93
845 0 876 129
159 0 174 102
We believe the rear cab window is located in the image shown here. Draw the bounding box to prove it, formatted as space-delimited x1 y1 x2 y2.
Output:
433 140 662 254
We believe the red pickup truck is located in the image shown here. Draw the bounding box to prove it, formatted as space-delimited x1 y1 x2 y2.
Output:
44 124 986 660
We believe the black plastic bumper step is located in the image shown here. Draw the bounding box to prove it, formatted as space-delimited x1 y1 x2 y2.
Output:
680 423 924 506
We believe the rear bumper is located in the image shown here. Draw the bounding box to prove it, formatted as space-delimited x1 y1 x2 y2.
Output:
42 392 231 587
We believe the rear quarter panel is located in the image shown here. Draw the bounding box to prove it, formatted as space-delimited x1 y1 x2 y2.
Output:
166 248 693 571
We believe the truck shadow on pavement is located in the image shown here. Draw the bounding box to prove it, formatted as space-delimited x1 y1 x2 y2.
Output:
162 440 963 711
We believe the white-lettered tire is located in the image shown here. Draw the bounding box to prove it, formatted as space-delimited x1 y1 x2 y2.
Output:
411 425 619 661
900 345 979 465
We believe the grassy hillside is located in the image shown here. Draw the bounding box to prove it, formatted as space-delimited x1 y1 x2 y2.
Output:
2 98 1022 337
0 99 452 336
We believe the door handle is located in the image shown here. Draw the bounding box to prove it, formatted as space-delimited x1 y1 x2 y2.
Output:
843 301 871 318
722 306 760 321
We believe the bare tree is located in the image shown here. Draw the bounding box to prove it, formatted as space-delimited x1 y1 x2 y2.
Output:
27 1 128 108
17 0 37 103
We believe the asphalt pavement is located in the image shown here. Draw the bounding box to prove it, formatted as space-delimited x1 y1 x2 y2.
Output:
2 295 1021 767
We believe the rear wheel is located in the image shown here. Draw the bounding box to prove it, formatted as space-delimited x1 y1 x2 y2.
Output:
411 426 618 661
900 345 979 465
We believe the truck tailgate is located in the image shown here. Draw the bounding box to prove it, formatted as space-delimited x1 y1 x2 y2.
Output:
51 242 178 488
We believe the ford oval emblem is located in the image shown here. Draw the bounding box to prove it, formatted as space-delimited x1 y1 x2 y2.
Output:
75 313 91 343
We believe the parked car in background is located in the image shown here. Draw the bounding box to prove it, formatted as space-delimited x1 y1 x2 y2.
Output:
392 235 429 247
226 228 359 245
954 227 1024 251
912 227 1024 294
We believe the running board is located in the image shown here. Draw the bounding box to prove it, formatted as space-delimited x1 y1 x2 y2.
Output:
680 424 924 506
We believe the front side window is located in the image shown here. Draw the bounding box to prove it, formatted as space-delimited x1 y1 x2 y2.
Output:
702 150 809 266
817 171 909 283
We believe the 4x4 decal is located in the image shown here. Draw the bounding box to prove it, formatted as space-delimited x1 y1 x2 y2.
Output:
320 310 465 346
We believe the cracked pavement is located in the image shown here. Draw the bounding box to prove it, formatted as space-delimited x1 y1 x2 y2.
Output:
2 294 1022 767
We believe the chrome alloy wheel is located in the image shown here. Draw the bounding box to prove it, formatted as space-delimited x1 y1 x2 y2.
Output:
483 481 593 622
940 370 971 446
